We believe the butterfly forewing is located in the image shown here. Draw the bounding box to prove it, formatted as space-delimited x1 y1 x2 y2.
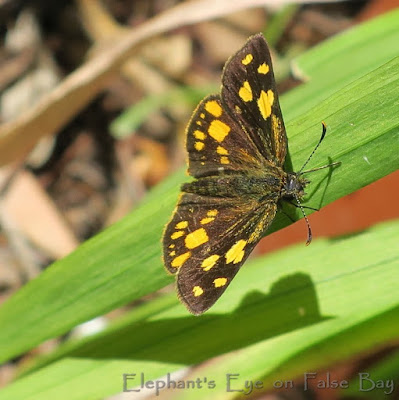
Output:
186 94 269 178
221 33 287 167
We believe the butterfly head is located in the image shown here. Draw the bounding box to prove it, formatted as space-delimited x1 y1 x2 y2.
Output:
282 172 310 200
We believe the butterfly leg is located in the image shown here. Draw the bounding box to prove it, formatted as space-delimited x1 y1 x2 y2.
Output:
287 201 319 212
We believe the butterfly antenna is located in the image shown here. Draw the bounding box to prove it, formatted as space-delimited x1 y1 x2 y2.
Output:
299 121 327 174
294 193 312 245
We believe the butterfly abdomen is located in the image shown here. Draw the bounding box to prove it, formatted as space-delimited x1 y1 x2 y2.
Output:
182 173 282 198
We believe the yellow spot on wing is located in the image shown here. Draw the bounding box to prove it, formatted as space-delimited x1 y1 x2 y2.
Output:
271 114 284 152
171 251 191 268
193 286 204 297
207 210 218 217
175 221 188 229
185 228 209 249
200 217 214 224
217 146 228 155
257 90 274 120
257 63 269 74
194 130 206 140
239 81 253 102
201 255 220 271
171 230 184 240
168 244 175 249
169 251 176 257
220 156 230 164
205 100 222 117
214 277 227 287
225 239 247 264
242 53 253 65
195 141 205 151
208 120 230 142
200 113 205 118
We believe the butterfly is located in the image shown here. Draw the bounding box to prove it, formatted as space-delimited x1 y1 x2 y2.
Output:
162 33 337 315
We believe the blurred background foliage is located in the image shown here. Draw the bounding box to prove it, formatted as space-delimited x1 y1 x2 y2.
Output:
0 1 398 399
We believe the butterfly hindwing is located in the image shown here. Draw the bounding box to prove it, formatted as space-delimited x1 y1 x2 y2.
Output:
163 192 277 314
221 33 287 167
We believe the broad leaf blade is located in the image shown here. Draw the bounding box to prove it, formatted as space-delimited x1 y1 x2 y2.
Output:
1 218 399 400
0 13 398 372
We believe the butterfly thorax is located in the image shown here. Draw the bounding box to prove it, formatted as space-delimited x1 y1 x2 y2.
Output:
281 172 309 200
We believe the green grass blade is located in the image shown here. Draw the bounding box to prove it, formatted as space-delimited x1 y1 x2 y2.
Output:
110 85 215 138
283 8 399 120
263 4 299 48
1 218 398 400
0 14 398 369
0 169 181 363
